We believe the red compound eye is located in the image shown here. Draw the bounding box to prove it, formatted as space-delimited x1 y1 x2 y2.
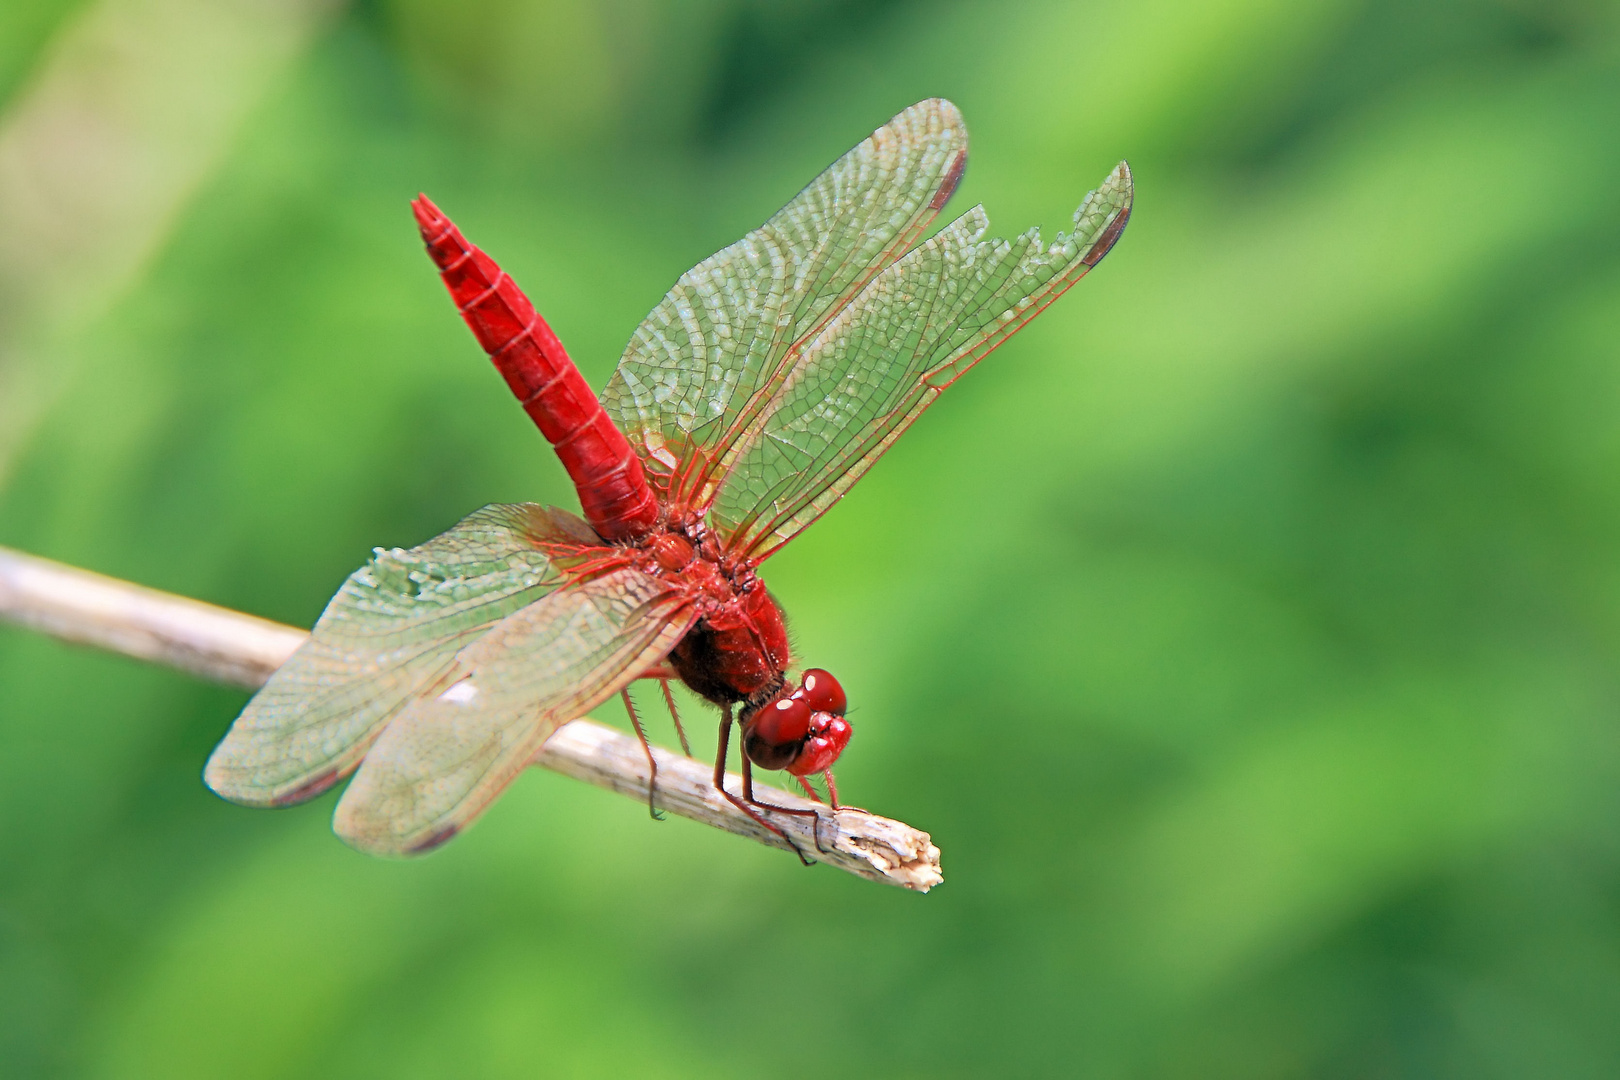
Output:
799 669 846 715
742 695 813 771
752 695 811 747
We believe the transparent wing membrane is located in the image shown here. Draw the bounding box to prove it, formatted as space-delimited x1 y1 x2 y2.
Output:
333 568 695 856
710 162 1133 558
204 504 570 807
207 101 1130 858
600 99 969 508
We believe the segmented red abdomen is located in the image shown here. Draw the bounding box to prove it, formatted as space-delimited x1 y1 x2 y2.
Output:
411 195 660 543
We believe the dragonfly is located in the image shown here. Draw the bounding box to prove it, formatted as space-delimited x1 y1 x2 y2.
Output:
204 98 1132 859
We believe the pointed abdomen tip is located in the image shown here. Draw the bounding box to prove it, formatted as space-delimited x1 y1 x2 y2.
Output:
411 194 446 238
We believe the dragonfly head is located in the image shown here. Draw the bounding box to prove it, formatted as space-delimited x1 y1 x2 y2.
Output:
741 668 851 776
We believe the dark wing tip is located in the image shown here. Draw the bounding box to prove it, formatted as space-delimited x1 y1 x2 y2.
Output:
270 769 345 808
1081 164 1133 268
407 823 460 855
930 149 970 211
201 760 344 809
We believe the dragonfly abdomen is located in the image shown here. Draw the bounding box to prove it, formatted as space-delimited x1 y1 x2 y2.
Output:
412 195 659 542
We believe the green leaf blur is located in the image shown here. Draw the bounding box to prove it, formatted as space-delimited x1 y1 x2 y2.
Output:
3 0 1619 1076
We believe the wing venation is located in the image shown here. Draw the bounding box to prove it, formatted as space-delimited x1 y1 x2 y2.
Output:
332 568 695 855
204 504 568 807
600 99 970 508
709 162 1134 558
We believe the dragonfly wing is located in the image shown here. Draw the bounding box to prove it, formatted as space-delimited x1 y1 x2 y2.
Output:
332 567 695 856
600 99 968 507
710 162 1133 559
205 504 573 808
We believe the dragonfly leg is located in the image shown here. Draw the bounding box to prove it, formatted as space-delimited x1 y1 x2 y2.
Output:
621 687 664 820
821 768 866 814
714 707 811 865
741 756 827 857
659 679 692 757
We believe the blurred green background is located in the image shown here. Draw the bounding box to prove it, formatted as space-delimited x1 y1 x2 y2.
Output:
3 0 1620 1076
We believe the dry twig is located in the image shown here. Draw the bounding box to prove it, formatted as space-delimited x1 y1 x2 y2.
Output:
0 545 942 890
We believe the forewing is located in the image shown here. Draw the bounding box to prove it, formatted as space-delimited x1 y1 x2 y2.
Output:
600 99 968 507
205 504 569 807
332 567 695 856
709 162 1133 559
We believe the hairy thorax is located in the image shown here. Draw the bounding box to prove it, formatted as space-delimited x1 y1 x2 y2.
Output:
633 515 791 711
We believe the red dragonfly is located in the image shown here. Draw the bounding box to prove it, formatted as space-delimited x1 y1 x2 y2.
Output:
205 99 1131 858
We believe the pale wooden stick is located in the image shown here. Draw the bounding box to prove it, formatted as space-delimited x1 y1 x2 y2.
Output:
0 545 309 687
0 545 943 891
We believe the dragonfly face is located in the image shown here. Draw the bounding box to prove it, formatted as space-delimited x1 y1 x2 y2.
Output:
204 98 1132 858
741 668 852 775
